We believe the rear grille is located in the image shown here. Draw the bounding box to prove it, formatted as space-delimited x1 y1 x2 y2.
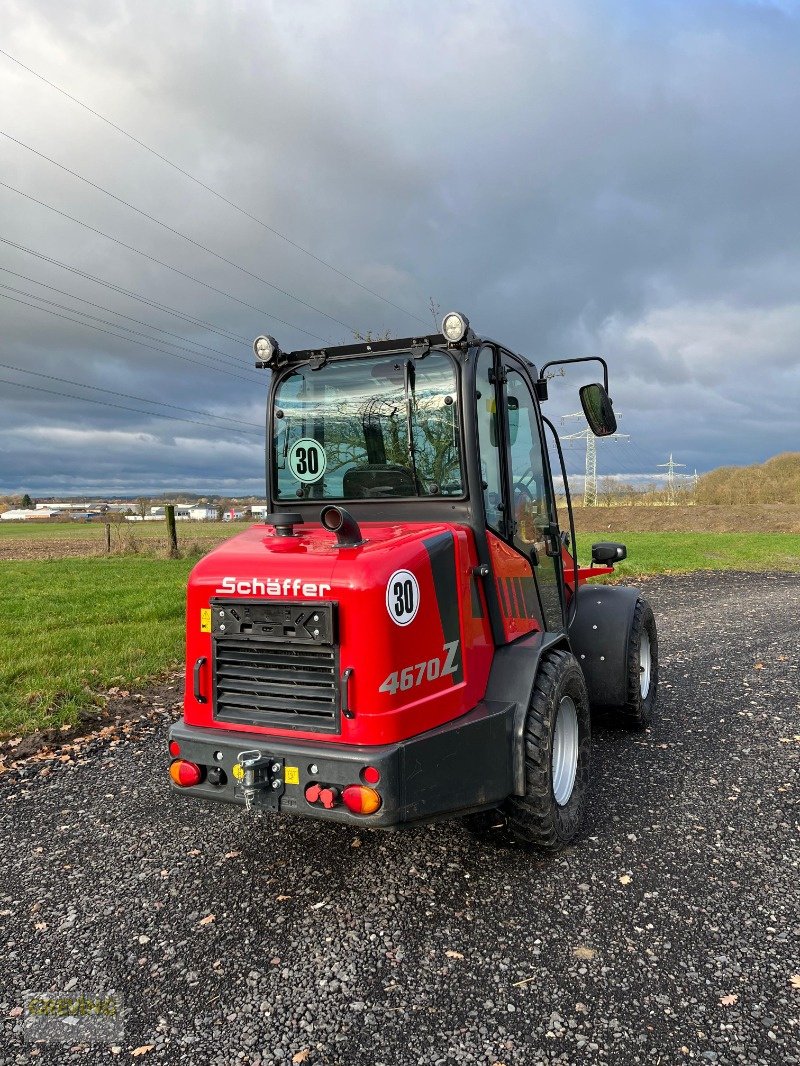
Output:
211 600 339 733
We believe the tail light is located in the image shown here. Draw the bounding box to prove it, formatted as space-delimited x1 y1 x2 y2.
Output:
169 759 204 787
342 784 382 815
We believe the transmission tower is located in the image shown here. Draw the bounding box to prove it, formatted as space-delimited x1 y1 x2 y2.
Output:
656 453 686 504
560 413 630 506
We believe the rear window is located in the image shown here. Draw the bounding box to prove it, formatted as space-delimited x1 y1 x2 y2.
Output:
272 351 464 500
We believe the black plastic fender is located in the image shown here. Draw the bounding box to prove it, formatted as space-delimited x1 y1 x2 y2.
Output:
484 630 569 795
569 584 641 708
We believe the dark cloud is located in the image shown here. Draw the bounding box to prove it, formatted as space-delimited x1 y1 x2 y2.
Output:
1 0 798 494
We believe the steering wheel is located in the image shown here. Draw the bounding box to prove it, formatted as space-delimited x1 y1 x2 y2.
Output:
514 467 537 506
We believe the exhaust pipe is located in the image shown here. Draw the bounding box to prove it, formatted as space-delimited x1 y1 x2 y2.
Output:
319 505 365 547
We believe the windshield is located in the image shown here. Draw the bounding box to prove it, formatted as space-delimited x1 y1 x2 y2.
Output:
273 351 463 500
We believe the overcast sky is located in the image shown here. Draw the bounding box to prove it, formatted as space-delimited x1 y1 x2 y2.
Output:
1 0 798 497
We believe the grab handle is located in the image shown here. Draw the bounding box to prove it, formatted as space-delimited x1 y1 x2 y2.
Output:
193 656 208 704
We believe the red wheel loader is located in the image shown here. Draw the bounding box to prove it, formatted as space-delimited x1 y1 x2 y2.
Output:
168 312 658 849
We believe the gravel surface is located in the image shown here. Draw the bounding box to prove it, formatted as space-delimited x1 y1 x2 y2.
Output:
1 571 798 1065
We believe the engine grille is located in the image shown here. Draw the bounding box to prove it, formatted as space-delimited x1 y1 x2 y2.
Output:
211 599 339 733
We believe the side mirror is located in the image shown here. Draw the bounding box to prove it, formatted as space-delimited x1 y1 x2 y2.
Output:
579 383 617 436
591 541 627 565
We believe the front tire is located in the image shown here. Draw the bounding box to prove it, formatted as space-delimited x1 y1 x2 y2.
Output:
503 649 591 851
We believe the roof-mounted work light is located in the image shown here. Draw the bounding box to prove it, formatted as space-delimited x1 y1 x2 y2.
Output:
441 311 472 345
253 334 281 368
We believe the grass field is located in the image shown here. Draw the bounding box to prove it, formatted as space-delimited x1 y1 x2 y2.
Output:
575 531 800 575
0 557 195 736
1 531 798 737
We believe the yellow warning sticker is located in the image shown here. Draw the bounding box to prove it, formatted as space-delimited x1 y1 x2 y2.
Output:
284 766 300 785
232 762 244 781
200 608 212 633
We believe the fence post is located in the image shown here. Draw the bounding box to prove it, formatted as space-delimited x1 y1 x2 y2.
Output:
105 523 111 554
165 505 179 557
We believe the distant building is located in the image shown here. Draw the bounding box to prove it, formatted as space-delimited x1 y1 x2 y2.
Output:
189 506 218 521
1 508 55 520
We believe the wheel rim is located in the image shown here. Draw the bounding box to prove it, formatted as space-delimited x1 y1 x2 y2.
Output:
640 631 652 699
552 696 579 806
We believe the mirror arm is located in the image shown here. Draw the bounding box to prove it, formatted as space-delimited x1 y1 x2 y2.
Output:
538 355 609 394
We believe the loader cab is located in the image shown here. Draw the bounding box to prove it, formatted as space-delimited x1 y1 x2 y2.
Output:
260 314 612 644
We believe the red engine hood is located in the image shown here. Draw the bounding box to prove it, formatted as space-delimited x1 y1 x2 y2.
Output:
190 520 452 594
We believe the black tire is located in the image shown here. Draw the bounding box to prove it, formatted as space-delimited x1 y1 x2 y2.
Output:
616 598 658 730
502 648 591 851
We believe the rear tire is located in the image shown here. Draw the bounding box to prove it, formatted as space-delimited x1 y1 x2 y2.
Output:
615 598 658 730
503 649 591 851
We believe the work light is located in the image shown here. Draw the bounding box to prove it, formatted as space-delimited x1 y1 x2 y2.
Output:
253 334 280 367
441 311 470 344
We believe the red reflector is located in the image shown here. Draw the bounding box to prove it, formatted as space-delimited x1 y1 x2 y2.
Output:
169 740 181 757
342 785 382 815
361 765 380 785
169 759 203 787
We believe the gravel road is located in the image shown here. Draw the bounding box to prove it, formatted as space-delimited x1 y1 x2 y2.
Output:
2 572 798 1065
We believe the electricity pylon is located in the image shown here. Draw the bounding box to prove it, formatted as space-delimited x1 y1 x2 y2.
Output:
657 453 686 504
560 413 630 506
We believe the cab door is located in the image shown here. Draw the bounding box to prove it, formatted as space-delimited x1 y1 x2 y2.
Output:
474 347 565 640
501 355 565 633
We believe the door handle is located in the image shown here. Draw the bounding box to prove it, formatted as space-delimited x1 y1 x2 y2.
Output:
193 656 208 704
543 524 561 557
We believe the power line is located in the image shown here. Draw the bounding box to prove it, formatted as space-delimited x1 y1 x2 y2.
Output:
0 361 263 431
560 412 630 506
0 265 248 366
0 279 262 380
0 291 264 385
0 236 250 347
657 453 687 504
0 375 261 439
3 130 363 334
0 47 429 328
0 180 330 342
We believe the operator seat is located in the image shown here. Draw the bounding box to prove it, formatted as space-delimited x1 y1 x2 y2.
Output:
342 463 419 498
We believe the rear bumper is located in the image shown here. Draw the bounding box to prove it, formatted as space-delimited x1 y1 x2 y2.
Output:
168 700 515 828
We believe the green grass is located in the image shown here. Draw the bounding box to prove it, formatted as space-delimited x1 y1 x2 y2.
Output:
2 532 798 738
0 557 196 736
575 531 800 576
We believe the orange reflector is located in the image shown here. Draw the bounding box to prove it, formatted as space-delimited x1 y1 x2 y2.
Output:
342 784 382 815
169 759 203 787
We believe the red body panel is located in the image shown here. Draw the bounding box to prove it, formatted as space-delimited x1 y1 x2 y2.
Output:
184 522 494 746
486 532 541 642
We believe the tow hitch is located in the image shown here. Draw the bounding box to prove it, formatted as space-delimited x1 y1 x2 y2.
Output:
237 750 285 812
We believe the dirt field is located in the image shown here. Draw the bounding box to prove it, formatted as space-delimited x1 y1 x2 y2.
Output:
1 506 799 561
0 521 238 560
570 503 800 533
